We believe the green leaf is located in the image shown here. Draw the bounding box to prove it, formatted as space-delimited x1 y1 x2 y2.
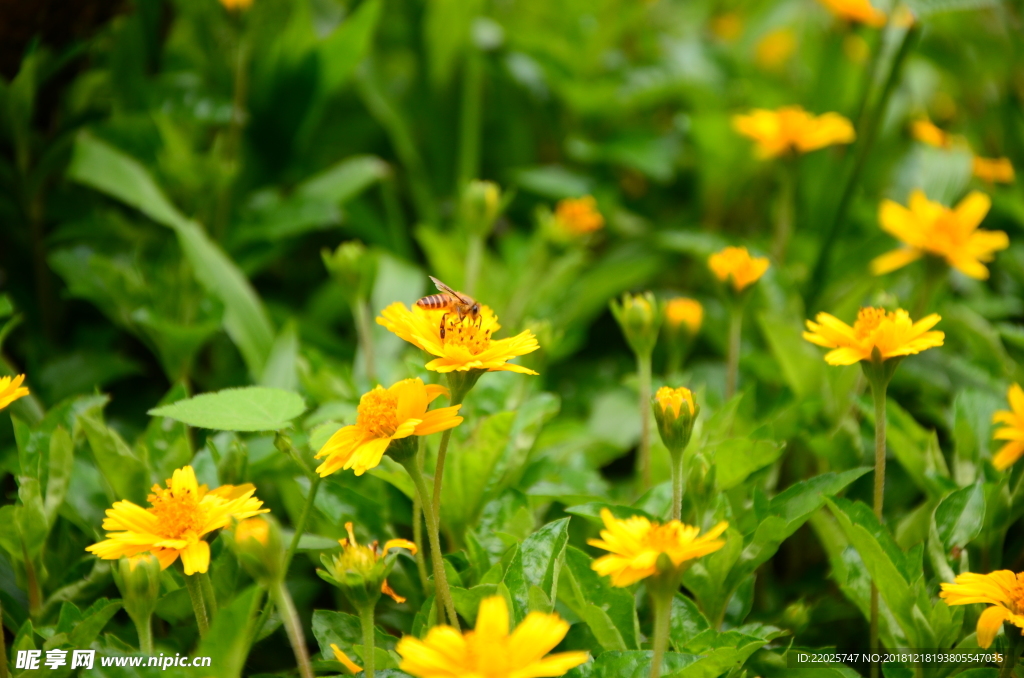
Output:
757 312 826 399
43 426 73 526
194 587 259 678
670 594 710 650
67 133 275 376
934 482 985 551
80 413 149 505
317 0 383 95
450 583 498 626
564 502 657 525
68 598 122 648
714 439 784 491
440 411 515 538
558 546 638 651
298 155 389 205
877 399 952 500
503 518 569 623
260 321 300 391
667 632 766 678
148 386 306 432
566 651 698 678
311 609 397 669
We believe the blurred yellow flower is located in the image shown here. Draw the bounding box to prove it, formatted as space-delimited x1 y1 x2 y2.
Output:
378 303 539 374
708 246 770 292
554 196 604 236
803 308 943 366
0 374 29 410
973 157 1015 184
315 379 463 477
665 298 703 335
710 12 744 42
939 570 1024 648
220 0 253 10
733 106 855 159
755 29 796 70
396 595 589 678
589 508 727 587
992 384 1024 471
87 466 267 575
235 516 270 546
331 644 363 674
870 190 1008 280
911 119 959 149
322 522 417 603
655 386 696 418
817 0 886 26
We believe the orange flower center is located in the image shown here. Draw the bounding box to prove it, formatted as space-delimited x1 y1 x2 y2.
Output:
357 389 400 438
642 522 686 555
853 307 888 338
442 315 491 354
148 486 205 541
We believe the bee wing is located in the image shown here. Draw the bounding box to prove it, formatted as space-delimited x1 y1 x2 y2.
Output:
429 276 473 304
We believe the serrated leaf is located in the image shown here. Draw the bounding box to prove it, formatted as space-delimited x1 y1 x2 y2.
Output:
503 518 569 623
934 482 985 551
148 387 306 431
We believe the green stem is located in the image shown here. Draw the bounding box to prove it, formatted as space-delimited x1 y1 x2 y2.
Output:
464 233 484 297
134 615 154 655
405 459 460 630
807 25 919 309
726 306 743 400
637 352 654 491
359 604 376 678
457 48 484 191
1000 625 1022 678
354 296 378 385
670 452 685 522
215 33 249 241
272 580 314 678
869 376 888 678
650 591 672 678
912 256 945 318
771 158 797 263
285 476 322 572
199 571 218 616
247 587 269 647
431 377 472 527
184 574 209 637
412 493 430 594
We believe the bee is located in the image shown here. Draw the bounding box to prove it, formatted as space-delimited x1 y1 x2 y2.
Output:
415 276 481 339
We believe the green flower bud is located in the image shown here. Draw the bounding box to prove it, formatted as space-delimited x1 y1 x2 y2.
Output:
652 386 699 457
229 516 285 586
317 523 416 610
461 180 503 237
112 554 162 625
322 241 378 300
610 291 664 357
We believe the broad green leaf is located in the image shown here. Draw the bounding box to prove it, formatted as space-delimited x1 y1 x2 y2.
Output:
298 155 389 205
141 382 194 479
43 427 73 526
565 651 699 678
670 594 710 650
261 321 300 391
503 518 569 623
558 546 638 651
80 414 148 505
669 631 767 678
317 0 383 95
194 587 258 678
68 598 122 648
952 389 1002 485
450 583 498 626
714 439 784 491
440 411 515 538
513 165 594 199
757 312 826 400
148 386 306 431
934 482 985 551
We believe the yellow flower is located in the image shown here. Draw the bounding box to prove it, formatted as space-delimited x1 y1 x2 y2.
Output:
320 522 417 604
86 466 267 575
220 0 253 10
911 119 961 149
939 570 1024 648
870 190 1008 280
655 386 696 418
395 595 589 678
708 246 770 292
554 196 604 236
973 157 1015 184
235 516 270 546
710 12 743 42
816 0 886 26
755 29 796 71
588 508 727 587
378 303 539 375
665 298 703 335
331 644 364 674
315 379 463 477
803 307 944 366
733 106 855 159
0 374 29 410
992 384 1024 471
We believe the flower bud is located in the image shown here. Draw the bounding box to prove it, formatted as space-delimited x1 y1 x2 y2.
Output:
317 523 416 610
112 554 162 625
610 292 663 357
461 180 502 237
230 516 285 586
665 298 703 337
322 241 378 300
551 196 604 239
652 386 699 457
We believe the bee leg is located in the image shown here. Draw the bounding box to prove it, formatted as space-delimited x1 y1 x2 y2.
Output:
440 313 448 339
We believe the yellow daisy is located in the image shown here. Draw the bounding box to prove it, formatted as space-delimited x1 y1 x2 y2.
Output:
655 386 696 419
331 644 364 674
870 190 1008 280
377 303 539 374
396 595 589 678
322 522 417 603
992 384 1024 471
940 570 1024 648
733 106 855 159
911 119 959 149
665 298 703 335
973 157 1015 184
588 508 727 587
0 374 29 410
816 0 886 26
803 307 944 366
86 466 267 575
755 28 797 71
708 246 770 293
315 378 463 477
554 196 604 236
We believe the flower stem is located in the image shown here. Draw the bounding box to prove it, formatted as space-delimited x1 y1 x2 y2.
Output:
184 574 209 637
354 296 378 385
404 458 460 630
134 615 154 655
726 306 743 400
285 476 322 572
432 375 475 528
771 158 797 263
637 352 653 491
199 571 218 616
272 580 314 678
1000 625 1022 678
464 233 484 297
650 591 672 678
359 604 376 678
869 376 888 678
412 492 430 594
670 452 685 522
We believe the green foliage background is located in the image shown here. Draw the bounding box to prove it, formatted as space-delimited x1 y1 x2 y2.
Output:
1 0 1024 675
